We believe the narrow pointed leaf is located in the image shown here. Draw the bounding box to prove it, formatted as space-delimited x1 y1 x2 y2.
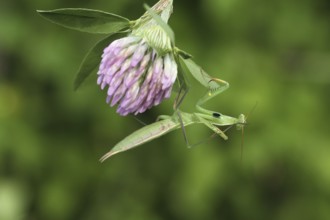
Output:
143 4 175 44
74 34 123 90
100 118 178 161
37 8 131 34
179 56 220 90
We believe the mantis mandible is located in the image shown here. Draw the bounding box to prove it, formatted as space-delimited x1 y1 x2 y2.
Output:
100 78 246 161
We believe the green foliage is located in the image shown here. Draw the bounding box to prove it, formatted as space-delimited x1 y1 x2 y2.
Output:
74 34 123 90
37 8 130 34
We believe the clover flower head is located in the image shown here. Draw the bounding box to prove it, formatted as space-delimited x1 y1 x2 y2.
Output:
97 0 177 116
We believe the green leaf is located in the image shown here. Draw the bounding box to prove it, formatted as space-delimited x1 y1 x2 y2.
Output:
143 4 175 44
100 117 176 161
176 47 193 59
178 56 220 90
74 34 123 90
37 8 131 34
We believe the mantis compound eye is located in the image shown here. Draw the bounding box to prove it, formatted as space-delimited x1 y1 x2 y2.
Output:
212 112 221 118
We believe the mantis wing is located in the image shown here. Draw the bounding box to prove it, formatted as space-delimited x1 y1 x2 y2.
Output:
100 118 179 161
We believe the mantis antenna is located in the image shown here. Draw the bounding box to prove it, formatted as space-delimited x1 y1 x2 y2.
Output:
240 102 258 163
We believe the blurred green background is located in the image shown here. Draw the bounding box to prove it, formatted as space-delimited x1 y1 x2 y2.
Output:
1 0 330 219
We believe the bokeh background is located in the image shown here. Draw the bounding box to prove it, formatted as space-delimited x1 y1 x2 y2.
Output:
1 0 330 219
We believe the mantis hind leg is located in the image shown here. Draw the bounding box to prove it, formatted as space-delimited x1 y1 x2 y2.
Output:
183 114 228 148
172 69 191 146
173 70 190 110
174 84 191 146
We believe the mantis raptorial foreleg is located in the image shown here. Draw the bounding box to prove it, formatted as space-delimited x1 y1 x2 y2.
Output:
171 65 231 147
194 114 228 140
182 77 230 147
173 78 230 147
173 81 190 110
171 65 191 145
196 78 229 115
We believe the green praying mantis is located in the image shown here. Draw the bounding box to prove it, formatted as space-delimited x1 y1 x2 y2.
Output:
100 77 247 161
97 6 248 161
36 2 248 161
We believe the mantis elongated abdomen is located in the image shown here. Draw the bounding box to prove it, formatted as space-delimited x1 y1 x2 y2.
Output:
100 111 243 161
100 117 181 161
100 113 204 161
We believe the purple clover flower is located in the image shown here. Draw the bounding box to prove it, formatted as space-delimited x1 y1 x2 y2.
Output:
97 0 177 116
